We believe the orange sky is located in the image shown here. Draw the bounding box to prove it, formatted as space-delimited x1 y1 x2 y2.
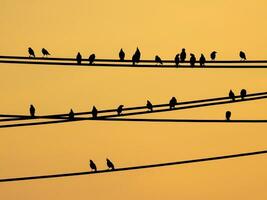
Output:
0 0 267 199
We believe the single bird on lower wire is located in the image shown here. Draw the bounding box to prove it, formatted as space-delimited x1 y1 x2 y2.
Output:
119 48 125 61
155 55 163 65
132 47 141 65
76 52 82 64
180 48 186 62
190 53 196 66
199 54 206 66
239 51 246 61
225 111 231 121
89 160 97 171
106 158 115 170
29 104 35 118
42 48 50 57
69 109 75 120
88 53 96 65
28 47 35 57
174 53 180 66
92 106 98 119
210 51 217 61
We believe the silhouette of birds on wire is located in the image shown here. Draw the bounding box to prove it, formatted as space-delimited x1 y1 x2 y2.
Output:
180 48 186 62
28 48 35 57
169 97 177 109
190 53 196 66
225 111 231 121
240 51 246 61
69 109 74 120
92 106 98 119
210 51 217 61
88 54 95 65
199 54 206 66
29 104 35 118
132 47 141 65
146 100 153 111
76 52 82 64
174 54 180 66
106 158 115 170
117 105 124 115
119 49 125 61
89 160 97 171
42 48 50 57
155 55 163 65
229 90 236 101
240 89 247 100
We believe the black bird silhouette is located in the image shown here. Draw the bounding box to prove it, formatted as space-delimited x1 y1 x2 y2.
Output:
174 54 180 66
89 54 96 65
28 48 35 57
229 90 235 101
210 51 217 61
119 48 125 61
69 109 74 120
132 47 141 65
155 55 163 65
117 105 124 115
89 160 97 171
76 52 82 64
42 48 50 57
106 158 115 170
29 104 35 117
239 51 246 61
169 97 177 109
240 89 247 100
225 111 231 121
199 54 206 66
92 106 98 119
180 48 186 62
190 53 196 66
146 100 153 111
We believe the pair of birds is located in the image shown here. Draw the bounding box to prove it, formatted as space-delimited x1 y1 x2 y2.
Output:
28 48 50 57
75 52 96 65
229 89 247 101
89 159 115 171
146 97 178 112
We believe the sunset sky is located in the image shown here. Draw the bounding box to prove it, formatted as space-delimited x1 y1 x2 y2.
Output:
0 0 267 199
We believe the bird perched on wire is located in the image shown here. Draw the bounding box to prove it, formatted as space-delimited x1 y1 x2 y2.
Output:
210 51 217 61
132 47 141 65
92 106 98 119
239 51 246 61
180 48 186 62
199 54 206 66
229 90 236 101
76 52 82 64
89 53 96 65
169 97 177 109
174 54 180 66
89 160 97 171
106 158 115 170
29 104 35 118
190 53 196 67
155 55 163 65
42 48 50 57
225 111 231 121
117 105 124 115
69 109 74 120
240 89 247 100
119 48 125 61
28 47 35 57
146 100 153 111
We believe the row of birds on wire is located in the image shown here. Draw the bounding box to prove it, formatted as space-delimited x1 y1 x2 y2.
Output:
28 47 247 66
27 89 247 121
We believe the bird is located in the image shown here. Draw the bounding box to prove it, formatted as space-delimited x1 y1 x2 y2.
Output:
155 55 163 65
106 158 115 170
240 89 247 100
69 109 74 120
199 54 206 66
92 106 98 119
190 53 196 66
239 51 246 61
225 111 231 121
132 47 141 65
117 105 124 115
88 53 95 65
174 54 180 66
42 48 50 57
119 48 125 61
180 48 186 62
89 160 97 171
29 104 35 117
229 90 235 101
169 97 177 109
210 51 217 61
146 100 153 111
76 52 82 64
28 48 35 57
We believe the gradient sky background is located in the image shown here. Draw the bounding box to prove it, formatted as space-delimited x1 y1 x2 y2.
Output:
0 0 267 199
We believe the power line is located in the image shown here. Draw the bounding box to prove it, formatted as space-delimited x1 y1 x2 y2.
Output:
0 149 266 183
